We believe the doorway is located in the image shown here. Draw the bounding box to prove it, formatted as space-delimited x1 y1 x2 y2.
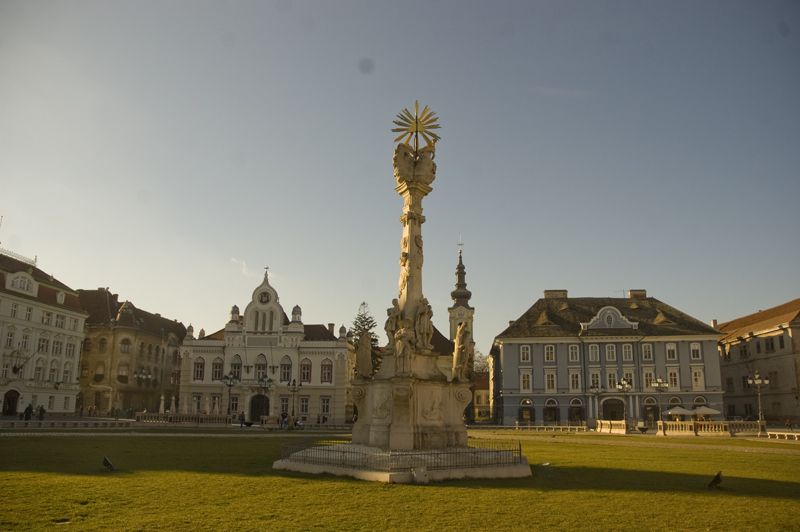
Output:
602 398 624 420
3 390 20 416
250 394 269 422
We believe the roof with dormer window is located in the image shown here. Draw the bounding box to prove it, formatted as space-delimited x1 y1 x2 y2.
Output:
0 252 84 312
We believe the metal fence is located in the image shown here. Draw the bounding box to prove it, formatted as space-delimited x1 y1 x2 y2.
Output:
280 438 524 472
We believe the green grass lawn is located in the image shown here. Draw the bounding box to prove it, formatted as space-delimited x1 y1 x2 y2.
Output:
1 430 799 531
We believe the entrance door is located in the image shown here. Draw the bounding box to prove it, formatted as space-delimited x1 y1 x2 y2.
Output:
602 399 624 420
250 394 269 422
3 390 20 416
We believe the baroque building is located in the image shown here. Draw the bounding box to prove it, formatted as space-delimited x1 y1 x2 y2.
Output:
717 298 800 423
179 271 350 424
77 288 186 414
0 251 87 415
491 289 723 426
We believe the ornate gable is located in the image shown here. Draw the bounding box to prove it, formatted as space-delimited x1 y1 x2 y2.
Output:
581 306 638 331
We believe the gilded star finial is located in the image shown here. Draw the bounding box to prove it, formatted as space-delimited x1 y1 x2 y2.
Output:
392 100 441 151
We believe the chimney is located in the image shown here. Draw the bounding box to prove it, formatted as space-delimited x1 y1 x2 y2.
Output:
508 320 514 326
327 323 335 335
627 289 647 299
711 319 718 328
544 289 568 299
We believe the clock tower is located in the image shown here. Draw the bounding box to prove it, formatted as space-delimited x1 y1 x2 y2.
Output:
448 249 474 341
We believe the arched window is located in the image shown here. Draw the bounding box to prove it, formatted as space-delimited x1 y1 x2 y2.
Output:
139 342 145 355
230 355 242 379
300 358 312 383
693 396 707 405
120 338 131 354
569 398 583 406
48 359 59 382
545 398 558 407
117 364 129 383
669 396 682 407
98 338 108 354
520 398 532 406
32 358 43 381
321 358 333 384
62 361 72 384
212 358 224 380
280 356 292 382
193 358 205 381
255 354 267 380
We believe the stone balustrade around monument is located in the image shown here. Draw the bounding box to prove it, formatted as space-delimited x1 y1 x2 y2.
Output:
655 420 761 436
1 419 134 429
595 420 628 434
135 412 235 425
514 421 588 433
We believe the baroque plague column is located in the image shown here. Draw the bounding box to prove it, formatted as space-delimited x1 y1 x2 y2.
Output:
351 102 472 450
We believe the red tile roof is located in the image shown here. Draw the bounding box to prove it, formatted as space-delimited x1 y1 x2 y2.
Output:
0 253 84 313
717 298 800 343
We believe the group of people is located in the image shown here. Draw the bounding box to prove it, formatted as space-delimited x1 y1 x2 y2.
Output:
20 404 46 421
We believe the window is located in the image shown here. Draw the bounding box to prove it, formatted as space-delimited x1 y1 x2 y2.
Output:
590 372 600 388
642 344 653 361
10 303 18 318
742 375 750 389
21 333 30 350
231 355 242 379
37 337 50 354
5 331 14 348
692 369 704 390
53 340 63 355
320 397 331 417
120 339 131 354
299 359 312 383
520 345 531 363
622 344 633 361
607 372 617 389
48 396 55 410
666 343 677 361
117 364 129 383
55 314 65 329
193 358 205 381
668 370 679 388
321 359 333 383
230 396 240 413
34 359 44 381
779 334 785 349
756 340 761 354
1 363 8 378
98 338 108 354
299 396 309 416
212 358 224 380
65 343 75 358
605 344 616 362
62 362 72 384
280 357 292 382
280 397 289 414
70 318 79 331
544 345 555 362
568 345 579 362
545 371 556 392
25 307 32 321
42 312 52 326
623 372 633 386
690 343 702 360
588 344 599 362
765 337 775 353
255 355 267 380
63 396 70 411
769 370 779 388
520 372 531 392
644 371 654 388
11 276 33 292
570 372 580 391
48 360 58 382
725 377 734 393
739 343 749 359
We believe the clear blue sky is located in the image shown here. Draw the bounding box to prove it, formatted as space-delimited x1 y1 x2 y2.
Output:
1 1 798 352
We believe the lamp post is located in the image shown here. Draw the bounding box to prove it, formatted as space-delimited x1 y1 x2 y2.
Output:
287 378 302 421
588 384 604 427
616 377 632 432
134 369 152 411
223 373 238 415
258 375 274 417
747 370 770 437
653 376 669 435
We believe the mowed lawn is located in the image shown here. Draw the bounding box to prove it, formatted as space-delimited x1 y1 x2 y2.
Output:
1 430 799 531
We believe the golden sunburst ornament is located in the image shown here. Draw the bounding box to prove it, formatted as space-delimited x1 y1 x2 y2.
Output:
392 100 441 151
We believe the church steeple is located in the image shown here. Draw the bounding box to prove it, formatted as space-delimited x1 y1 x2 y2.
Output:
448 249 475 341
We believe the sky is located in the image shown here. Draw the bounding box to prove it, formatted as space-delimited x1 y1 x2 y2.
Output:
1 0 798 353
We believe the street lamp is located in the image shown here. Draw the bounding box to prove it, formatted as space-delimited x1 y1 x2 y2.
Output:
588 384 604 426
223 373 238 415
287 378 302 420
747 370 770 437
652 376 669 434
616 377 632 432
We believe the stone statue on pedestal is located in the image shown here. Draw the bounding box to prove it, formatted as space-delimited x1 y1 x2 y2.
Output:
356 332 374 378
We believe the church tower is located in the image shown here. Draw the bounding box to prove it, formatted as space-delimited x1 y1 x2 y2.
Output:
448 249 474 341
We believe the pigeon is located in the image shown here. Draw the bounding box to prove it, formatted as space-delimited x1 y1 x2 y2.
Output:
102 456 115 472
707 471 722 489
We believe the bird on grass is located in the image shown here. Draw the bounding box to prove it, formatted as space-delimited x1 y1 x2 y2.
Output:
707 471 722 489
102 456 115 472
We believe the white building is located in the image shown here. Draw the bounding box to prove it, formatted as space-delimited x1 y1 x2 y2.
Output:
0 250 87 416
179 271 350 424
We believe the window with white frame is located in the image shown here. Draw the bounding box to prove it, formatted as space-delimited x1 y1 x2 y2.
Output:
668 369 679 388
570 371 580 392
590 371 600 389
320 397 331 417
42 312 52 326
690 343 702 360
520 372 531 392
55 314 65 329
255 355 267 380
588 344 599 362
623 371 633 387
5 331 14 348
11 276 33 292
606 371 617 389
212 358 224 380
120 339 131 354
1 362 8 378
321 359 333 383
21 333 30 350
230 395 240 412
642 343 653 361
300 359 312 383
666 343 677 361
520 345 531 364
280 397 289 414
63 396 70 411
65 343 75 358
280 357 292 382
48 396 55 410
53 340 63 356
545 371 556 392
70 318 78 331
48 360 58 382
544 345 555 362
37 337 50 354
10 303 18 318
569 344 579 362
62 362 72 383
644 370 654 388
692 368 705 390
299 396 309 415
25 307 32 321
605 344 617 361
230 355 242 379
193 358 205 381
622 344 633 361
34 359 44 381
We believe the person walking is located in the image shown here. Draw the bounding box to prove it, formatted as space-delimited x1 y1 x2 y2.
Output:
238 411 245 428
